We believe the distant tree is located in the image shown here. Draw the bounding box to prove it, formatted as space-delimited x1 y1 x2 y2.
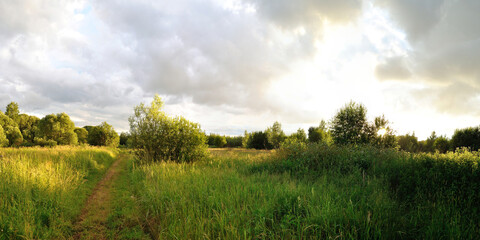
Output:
434 136 450 153
424 131 438 153
265 121 286 149
372 115 396 148
129 94 208 163
74 127 89 144
242 130 250 148
308 120 331 144
86 122 119 147
397 133 418 152
330 101 370 145
5 102 20 123
451 126 480 151
225 136 243 148
36 113 77 145
247 131 271 149
207 134 227 148
17 114 39 144
289 128 307 143
0 111 23 146
0 126 9 147
119 132 130 146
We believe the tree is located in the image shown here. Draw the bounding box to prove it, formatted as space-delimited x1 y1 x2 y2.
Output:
434 136 450 153
129 94 208 163
207 134 227 148
308 120 331 144
265 121 286 149
85 122 119 147
5 102 20 123
247 131 271 149
119 132 130 146
18 114 39 144
74 127 89 144
289 128 307 143
330 101 369 145
0 125 9 147
372 115 396 148
225 136 243 148
451 126 480 151
0 111 23 146
36 113 77 145
397 133 418 152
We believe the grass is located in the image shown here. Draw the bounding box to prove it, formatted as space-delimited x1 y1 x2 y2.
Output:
2 145 479 239
122 146 480 239
0 146 117 239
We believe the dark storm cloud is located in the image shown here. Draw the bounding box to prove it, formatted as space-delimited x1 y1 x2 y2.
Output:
374 0 480 115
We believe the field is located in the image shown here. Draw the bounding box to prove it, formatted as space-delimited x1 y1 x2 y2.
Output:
1 146 480 239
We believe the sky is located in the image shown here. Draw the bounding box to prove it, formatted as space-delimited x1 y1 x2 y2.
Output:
0 0 479 140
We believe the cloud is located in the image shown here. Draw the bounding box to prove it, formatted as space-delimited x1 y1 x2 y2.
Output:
375 56 411 80
374 0 480 115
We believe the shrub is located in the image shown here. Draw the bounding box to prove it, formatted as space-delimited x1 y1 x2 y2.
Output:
129 94 208 163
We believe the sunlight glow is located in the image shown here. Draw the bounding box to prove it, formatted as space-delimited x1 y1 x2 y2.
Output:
377 128 387 136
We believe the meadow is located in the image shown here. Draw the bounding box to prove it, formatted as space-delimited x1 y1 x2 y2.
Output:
1 146 479 239
0 147 117 239
118 145 480 239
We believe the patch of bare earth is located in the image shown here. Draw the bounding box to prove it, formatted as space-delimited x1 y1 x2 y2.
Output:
71 154 126 240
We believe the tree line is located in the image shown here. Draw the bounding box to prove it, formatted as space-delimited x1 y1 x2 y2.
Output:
0 102 120 147
208 101 480 154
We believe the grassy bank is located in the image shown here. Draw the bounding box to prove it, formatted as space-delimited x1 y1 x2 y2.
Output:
125 146 480 239
0 146 117 239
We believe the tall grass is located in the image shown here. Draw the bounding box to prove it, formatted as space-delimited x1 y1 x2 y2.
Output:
127 146 480 239
0 146 117 239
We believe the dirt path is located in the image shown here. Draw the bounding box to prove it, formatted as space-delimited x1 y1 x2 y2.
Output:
71 154 127 240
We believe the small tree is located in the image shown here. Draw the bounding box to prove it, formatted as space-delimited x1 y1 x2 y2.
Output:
308 120 331 144
5 102 20 124
330 101 369 145
434 136 450 153
265 121 286 149
129 95 208 163
397 133 418 152
74 127 89 144
0 111 23 146
36 113 77 145
289 128 307 143
86 122 119 147
119 132 130 147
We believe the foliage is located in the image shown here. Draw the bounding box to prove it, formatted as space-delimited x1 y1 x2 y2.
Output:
330 101 370 145
245 131 272 149
74 127 89 144
373 115 396 148
18 114 39 144
397 133 419 152
265 121 286 149
451 126 480 151
129 94 208 163
434 135 450 153
0 111 23 146
308 120 331 144
0 125 8 147
119 132 130 147
36 113 77 145
225 136 243 148
207 133 227 148
85 122 119 147
5 101 20 123
288 128 307 143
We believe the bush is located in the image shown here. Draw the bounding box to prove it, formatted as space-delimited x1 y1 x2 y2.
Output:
85 122 119 147
129 95 208 163
36 113 77 145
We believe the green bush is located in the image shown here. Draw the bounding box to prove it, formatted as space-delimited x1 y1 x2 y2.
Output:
129 94 208 163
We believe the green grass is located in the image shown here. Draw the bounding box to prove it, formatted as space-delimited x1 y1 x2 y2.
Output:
122 146 480 239
0 146 117 239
